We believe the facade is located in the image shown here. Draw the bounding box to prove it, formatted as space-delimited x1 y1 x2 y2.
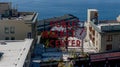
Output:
0 39 34 67
0 2 38 40
87 9 120 52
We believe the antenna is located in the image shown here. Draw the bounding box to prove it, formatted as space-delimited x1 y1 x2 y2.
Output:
8 0 12 9
16 4 18 10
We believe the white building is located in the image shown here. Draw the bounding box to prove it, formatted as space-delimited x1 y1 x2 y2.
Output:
0 39 34 67
86 9 120 52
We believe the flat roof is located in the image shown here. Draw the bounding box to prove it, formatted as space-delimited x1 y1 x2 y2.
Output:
0 39 33 67
37 14 79 26
90 20 120 33
1 12 38 22
98 20 120 28
0 2 38 23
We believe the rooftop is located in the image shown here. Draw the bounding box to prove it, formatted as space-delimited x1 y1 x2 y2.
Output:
88 9 120 33
90 20 120 33
0 12 38 22
37 14 79 26
37 14 79 31
0 39 33 67
98 20 120 28
0 2 38 22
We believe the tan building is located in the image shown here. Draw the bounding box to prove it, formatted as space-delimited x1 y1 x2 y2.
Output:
87 9 120 52
0 2 11 14
0 2 38 40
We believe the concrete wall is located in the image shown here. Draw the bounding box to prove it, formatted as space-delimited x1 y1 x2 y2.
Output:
101 32 120 52
0 20 32 40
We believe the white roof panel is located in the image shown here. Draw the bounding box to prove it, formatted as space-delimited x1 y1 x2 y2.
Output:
0 39 33 67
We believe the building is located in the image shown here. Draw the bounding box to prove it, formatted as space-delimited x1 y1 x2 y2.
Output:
86 9 120 52
0 2 11 14
37 14 79 32
0 2 38 40
0 2 38 67
0 39 34 67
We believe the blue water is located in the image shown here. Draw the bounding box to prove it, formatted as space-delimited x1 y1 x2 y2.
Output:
0 0 120 21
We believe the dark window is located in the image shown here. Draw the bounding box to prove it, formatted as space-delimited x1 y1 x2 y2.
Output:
89 26 92 32
11 37 15 40
5 37 9 40
92 30 95 36
106 44 112 50
4 27 9 34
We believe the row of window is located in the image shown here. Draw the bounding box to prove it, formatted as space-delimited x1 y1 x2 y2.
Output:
5 27 15 34
106 35 112 51
5 37 15 40
106 35 120 41
106 35 112 41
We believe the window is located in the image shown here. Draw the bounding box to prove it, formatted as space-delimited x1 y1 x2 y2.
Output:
10 27 15 34
92 30 95 36
106 44 112 50
5 37 9 40
11 37 15 40
106 35 112 42
89 26 92 32
92 38 95 44
4 27 9 34
27 32 32 38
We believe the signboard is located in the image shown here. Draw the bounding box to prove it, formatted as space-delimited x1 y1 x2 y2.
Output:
90 52 120 62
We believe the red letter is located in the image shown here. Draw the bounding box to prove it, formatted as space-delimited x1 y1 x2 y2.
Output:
76 40 80 47
49 40 54 47
55 40 59 48
60 31 64 38
72 40 75 47
50 21 54 27
71 30 75 37
41 31 49 38
60 40 65 47
61 20 66 28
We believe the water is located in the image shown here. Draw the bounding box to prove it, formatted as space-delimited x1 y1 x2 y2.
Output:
0 0 120 21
